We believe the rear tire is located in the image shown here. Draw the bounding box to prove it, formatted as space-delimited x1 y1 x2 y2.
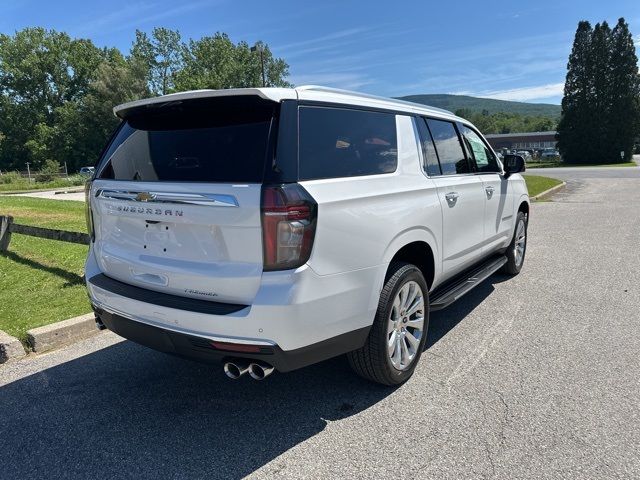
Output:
502 211 527 275
348 262 429 386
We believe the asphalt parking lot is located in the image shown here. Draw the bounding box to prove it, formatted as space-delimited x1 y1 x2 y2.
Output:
1 168 639 479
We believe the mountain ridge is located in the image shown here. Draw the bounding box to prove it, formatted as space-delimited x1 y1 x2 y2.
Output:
396 94 561 118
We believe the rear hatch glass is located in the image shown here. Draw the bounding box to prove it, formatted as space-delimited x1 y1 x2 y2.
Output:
98 96 276 183
91 96 278 305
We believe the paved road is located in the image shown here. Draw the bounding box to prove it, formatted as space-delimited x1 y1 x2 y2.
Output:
2 176 640 479
9 188 85 202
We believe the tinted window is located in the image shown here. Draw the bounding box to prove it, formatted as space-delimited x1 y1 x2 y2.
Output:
426 119 469 175
416 118 441 176
98 97 275 182
460 125 500 173
299 106 398 180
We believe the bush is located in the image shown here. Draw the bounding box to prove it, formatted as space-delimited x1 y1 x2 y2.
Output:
0 171 23 184
35 159 62 183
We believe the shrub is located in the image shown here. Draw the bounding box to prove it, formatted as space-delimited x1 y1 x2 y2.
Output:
35 159 62 183
0 171 23 184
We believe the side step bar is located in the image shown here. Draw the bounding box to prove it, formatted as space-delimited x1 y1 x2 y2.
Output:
430 256 507 311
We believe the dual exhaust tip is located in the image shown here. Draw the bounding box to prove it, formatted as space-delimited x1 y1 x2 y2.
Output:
224 359 274 380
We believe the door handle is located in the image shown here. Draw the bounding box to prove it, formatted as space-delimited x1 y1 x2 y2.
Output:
445 192 459 206
485 186 495 198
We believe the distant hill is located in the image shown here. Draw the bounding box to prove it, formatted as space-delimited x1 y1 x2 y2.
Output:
397 94 561 118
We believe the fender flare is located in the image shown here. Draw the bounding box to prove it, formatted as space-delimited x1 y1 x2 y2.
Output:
367 227 440 312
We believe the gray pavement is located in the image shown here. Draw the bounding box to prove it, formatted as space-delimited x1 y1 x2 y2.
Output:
9 188 85 201
1 175 640 479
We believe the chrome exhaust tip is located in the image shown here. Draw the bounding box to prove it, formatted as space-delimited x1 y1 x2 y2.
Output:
248 361 275 380
223 360 249 379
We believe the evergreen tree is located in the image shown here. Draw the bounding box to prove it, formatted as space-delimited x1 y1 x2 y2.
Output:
588 21 613 162
608 18 640 162
557 21 593 163
559 18 640 164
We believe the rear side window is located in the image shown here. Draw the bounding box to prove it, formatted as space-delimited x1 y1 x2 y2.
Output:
426 119 470 175
299 106 398 180
97 97 276 183
416 118 442 176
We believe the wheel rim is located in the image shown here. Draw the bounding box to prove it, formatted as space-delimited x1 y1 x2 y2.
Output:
514 218 526 267
387 280 425 371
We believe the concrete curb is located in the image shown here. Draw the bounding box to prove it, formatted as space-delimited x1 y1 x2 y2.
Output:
27 313 98 353
0 330 27 363
532 181 566 201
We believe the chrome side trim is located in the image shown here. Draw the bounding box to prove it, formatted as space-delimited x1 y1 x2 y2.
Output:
96 189 239 207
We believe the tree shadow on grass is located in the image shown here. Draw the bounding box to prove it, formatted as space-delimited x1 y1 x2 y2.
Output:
1 250 83 287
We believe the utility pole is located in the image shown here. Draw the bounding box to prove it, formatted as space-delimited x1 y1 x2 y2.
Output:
26 162 31 182
251 44 266 87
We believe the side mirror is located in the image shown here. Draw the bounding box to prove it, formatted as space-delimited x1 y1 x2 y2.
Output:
503 154 526 177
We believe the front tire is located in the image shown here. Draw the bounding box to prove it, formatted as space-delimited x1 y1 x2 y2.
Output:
502 211 527 275
348 262 429 386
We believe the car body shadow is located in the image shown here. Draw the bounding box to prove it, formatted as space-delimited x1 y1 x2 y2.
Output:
0 273 506 479
427 273 507 349
0 341 394 479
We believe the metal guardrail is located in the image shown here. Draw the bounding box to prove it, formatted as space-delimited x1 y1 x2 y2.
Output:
0 215 90 252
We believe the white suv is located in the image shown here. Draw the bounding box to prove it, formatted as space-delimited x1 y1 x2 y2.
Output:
84 86 529 385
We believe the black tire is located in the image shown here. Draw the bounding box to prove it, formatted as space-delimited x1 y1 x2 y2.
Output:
502 211 528 275
348 262 430 386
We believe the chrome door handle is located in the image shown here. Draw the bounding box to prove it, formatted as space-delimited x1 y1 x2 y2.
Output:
485 186 495 198
445 192 459 206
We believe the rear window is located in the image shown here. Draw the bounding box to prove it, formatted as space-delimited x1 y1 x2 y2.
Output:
97 97 276 183
299 106 398 180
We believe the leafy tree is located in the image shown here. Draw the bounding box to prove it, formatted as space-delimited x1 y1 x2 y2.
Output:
174 34 291 90
454 109 558 135
131 28 182 96
0 28 108 170
0 27 291 173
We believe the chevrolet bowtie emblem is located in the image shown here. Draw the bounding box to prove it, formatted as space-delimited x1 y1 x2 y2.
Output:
135 192 156 202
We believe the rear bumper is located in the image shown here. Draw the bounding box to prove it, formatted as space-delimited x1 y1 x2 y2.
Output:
96 309 369 372
85 248 380 366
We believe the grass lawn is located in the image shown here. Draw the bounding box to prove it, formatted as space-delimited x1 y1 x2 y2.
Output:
0 196 90 342
524 175 563 197
527 161 637 169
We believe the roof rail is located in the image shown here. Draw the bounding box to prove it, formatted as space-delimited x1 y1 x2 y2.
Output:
296 85 454 116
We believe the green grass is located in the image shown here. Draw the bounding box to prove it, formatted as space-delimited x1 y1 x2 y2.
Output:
527 161 637 169
0 196 90 342
524 175 563 198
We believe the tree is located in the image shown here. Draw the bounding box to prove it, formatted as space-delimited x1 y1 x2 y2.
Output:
131 28 182 96
558 19 640 163
557 21 593 163
608 18 640 162
174 34 291 91
588 22 613 162
0 27 292 173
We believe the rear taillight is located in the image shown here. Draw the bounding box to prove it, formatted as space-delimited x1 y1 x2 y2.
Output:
84 180 95 242
261 184 317 271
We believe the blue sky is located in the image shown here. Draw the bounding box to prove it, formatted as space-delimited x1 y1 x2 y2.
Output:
2 0 639 104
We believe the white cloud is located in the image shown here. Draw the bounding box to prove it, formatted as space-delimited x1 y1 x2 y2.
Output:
74 0 217 35
459 82 565 102
289 72 373 91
